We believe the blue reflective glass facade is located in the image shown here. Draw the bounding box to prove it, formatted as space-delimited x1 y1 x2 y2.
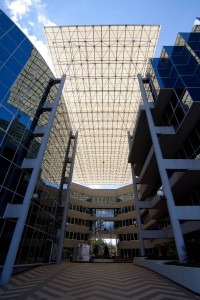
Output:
0 12 32 103
0 10 70 267
149 31 200 102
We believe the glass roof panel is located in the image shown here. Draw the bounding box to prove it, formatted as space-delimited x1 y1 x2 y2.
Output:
45 25 160 185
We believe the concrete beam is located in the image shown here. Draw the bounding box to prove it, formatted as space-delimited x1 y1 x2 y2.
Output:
175 206 200 220
155 126 175 135
141 230 169 239
34 125 47 137
164 159 200 171
43 102 54 111
138 201 153 209
21 159 37 169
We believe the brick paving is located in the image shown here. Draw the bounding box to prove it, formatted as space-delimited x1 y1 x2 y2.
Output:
0 261 199 300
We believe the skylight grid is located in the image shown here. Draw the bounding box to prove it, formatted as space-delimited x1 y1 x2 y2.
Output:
45 25 160 185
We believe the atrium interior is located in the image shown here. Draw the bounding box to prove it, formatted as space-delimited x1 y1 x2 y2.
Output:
0 10 200 289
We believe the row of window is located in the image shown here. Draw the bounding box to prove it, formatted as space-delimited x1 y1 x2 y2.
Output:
115 219 137 228
68 204 135 215
117 206 135 214
66 217 140 230
70 191 134 204
65 231 89 241
87 196 122 204
120 248 140 258
67 217 91 227
119 233 138 241
68 203 90 214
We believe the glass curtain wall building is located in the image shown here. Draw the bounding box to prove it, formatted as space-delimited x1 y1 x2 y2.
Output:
0 10 71 270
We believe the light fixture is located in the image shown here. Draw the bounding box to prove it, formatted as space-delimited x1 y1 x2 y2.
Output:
157 189 164 197
133 220 138 227
24 174 31 182
32 193 39 200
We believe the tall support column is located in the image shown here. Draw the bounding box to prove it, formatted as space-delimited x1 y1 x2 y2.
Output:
56 131 74 206
137 73 187 263
128 133 145 256
56 131 78 264
0 75 66 286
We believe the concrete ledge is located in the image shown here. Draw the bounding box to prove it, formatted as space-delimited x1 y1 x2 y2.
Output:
0 263 43 277
114 258 133 263
91 259 114 263
134 257 200 294
91 258 133 263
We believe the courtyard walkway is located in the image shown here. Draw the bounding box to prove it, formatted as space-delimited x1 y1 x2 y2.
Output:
0 261 199 300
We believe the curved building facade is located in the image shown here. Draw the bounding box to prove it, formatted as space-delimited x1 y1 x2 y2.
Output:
0 10 71 273
64 183 158 260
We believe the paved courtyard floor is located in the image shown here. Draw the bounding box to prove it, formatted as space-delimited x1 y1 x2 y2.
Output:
0 261 199 300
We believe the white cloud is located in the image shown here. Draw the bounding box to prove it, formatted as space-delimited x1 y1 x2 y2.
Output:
28 21 34 26
38 13 56 26
4 0 56 73
5 0 33 22
16 23 55 73
194 18 200 25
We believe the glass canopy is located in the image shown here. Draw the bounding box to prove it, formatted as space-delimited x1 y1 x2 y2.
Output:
45 25 160 185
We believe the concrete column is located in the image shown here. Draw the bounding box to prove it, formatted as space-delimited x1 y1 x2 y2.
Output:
0 75 66 286
128 132 145 256
131 163 145 256
56 131 78 264
137 73 187 263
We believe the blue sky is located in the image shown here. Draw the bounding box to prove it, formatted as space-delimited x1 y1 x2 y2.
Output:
2 0 200 70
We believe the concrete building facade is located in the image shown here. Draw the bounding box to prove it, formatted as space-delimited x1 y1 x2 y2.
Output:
128 22 200 263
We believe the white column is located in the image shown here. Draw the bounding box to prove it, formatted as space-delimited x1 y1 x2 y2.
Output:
137 74 187 263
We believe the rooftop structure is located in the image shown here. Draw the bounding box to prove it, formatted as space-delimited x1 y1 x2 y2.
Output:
45 25 160 185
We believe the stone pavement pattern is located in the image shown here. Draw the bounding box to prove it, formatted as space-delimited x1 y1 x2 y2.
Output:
0 262 199 300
